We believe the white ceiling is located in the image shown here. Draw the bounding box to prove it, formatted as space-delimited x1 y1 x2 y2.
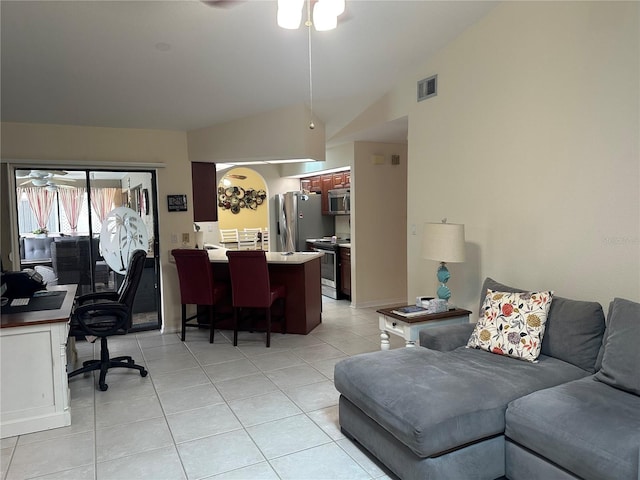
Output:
1 0 497 144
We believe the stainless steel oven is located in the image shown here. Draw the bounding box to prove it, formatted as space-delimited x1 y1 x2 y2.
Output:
312 243 339 299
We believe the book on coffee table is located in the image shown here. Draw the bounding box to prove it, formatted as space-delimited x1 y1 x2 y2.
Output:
391 305 430 318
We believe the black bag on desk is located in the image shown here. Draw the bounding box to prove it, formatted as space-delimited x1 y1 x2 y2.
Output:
1 269 46 298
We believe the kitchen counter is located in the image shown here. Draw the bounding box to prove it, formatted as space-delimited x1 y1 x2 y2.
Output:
207 248 323 264
205 248 324 334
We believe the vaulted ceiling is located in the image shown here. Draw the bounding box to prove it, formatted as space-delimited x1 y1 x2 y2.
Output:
1 1 497 143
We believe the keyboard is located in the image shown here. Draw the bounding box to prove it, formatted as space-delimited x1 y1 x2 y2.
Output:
10 298 30 307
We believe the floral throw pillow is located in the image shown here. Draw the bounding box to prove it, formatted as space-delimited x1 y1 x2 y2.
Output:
467 289 554 362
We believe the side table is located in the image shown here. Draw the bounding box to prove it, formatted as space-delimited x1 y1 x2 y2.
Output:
376 307 471 350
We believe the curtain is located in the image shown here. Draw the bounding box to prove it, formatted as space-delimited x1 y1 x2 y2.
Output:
21 187 56 230
90 187 118 222
58 187 86 231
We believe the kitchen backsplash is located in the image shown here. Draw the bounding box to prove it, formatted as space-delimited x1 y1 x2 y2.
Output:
335 215 350 239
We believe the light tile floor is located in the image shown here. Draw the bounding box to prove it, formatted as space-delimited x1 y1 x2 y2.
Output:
1 298 406 480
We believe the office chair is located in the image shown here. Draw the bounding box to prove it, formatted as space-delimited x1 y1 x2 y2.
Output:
172 248 229 343
68 249 148 391
226 250 286 347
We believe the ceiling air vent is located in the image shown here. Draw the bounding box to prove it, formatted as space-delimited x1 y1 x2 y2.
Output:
417 74 437 102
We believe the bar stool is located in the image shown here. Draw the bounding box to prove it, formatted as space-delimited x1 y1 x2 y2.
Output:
225 250 286 347
172 249 229 343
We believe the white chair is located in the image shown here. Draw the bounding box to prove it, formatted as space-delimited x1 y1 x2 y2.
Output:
261 228 269 251
219 229 239 249
237 231 258 250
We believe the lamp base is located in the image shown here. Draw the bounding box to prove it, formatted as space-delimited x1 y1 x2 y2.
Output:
437 284 451 301
436 263 452 301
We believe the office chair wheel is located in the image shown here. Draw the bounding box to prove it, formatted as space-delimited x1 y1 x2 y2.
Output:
99 383 108 391
140 369 148 377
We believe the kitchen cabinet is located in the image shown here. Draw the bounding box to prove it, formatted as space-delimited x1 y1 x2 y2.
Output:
301 176 322 194
321 174 333 214
191 162 217 222
339 246 351 298
300 170 350 215
310 176 322 192
332 172 345 188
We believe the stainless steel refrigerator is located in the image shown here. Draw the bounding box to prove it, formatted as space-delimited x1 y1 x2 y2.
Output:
275 192 333 252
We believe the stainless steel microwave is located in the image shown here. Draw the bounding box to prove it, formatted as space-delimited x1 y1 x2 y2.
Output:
328 188 350 215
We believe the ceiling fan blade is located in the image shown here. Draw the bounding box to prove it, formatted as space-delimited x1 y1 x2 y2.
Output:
52 180 77 187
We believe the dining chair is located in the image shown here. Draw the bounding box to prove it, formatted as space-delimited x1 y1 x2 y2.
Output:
68 249 148 391
225 250 286 347
237 230 258 250
172 248 229 343
261 228 269 251
219 228 239 249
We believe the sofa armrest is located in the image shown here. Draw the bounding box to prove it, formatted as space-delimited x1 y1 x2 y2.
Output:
419 323 475 351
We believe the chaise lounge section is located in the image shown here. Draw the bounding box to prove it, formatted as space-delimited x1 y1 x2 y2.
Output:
333 277 636 479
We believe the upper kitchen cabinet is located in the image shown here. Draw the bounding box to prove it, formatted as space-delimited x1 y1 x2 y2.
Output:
332 172 345 188
192 162 217 222
300 170 351 215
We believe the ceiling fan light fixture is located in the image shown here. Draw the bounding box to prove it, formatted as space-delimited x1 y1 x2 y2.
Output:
313 1 337 31
31 178 49 187
323 0 345 17
277 0 304 29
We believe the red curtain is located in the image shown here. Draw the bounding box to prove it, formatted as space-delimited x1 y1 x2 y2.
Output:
58 187 86 231
21 187 56 230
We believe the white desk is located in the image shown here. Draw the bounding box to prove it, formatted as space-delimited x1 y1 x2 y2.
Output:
0 285 76 438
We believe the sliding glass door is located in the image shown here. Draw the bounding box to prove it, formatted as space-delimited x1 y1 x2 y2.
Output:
14 167 161 332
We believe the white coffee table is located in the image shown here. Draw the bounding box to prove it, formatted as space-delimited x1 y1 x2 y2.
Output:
377 307 471 350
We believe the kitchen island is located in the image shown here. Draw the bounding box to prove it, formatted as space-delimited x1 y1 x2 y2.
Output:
207 249 324 335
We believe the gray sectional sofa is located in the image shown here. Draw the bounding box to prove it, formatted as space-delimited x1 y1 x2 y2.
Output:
334 278 640 479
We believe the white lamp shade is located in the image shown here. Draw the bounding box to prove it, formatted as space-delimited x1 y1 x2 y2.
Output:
422 222 466 263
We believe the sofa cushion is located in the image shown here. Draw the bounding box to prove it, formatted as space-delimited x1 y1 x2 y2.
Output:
479 278 605 372
506 376 640 480
468 289 553 362
594 298 640 395
334 347 588 458
21 236 54 261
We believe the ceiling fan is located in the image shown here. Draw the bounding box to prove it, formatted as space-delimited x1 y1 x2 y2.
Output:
16 169 76 190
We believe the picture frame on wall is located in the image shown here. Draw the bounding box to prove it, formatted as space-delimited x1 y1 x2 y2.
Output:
167 194 187 212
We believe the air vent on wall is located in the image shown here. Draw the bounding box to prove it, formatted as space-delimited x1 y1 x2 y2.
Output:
417 74 437 102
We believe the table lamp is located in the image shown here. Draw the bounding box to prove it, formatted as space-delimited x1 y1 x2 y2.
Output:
422 221 466 302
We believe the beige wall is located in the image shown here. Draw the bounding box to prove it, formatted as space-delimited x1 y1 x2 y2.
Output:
280 142 353 177
187 104 326 163
352 141 408 307
404 1 639 317
0 122 192 333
